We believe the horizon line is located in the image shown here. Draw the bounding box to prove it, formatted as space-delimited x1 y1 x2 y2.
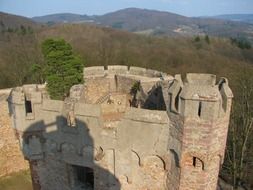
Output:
1 7 253 19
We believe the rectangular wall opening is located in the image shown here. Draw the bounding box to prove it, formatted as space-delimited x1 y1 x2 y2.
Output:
193 157 197 167
72 165 94 189
198 102 202 117
25 98 32 114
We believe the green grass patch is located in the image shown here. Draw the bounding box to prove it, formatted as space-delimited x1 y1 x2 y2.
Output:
0 170 32 190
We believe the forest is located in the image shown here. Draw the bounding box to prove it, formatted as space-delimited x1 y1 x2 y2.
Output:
0 21 253 189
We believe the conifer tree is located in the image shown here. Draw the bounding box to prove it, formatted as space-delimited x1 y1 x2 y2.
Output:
205 35 210 44
42 39 84 100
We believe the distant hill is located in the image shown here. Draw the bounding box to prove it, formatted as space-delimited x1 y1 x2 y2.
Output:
211 14 253 24
0 12 38 31
32 13 93 24
31 8 253 40
0 10 253 89
95 8 192 32
0 11 253 189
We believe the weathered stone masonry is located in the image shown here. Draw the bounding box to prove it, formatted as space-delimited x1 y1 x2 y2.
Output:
8 66 233 190
0 90 28 177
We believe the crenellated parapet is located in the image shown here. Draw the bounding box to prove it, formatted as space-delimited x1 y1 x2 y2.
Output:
7 68 233 190
83 65 168 78
168 73 233 120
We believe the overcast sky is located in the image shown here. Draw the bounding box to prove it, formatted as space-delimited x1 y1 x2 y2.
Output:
0 0 253 18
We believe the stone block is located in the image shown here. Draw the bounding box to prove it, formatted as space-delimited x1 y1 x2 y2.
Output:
42 100 63 112
129 67 147 76
74 103 101 117
107 65 128 75
186 73 216 85
8 90 24 105
23 84 38 93
31 92 42 104
124 108 169 124
84 66 105 77
145 69 162 77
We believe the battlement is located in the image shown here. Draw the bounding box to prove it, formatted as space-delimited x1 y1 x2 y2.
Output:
83 65 167 78
7 67 171 133
168 73 233 120
185 73 216 85
8 71 233 128
7 68 233 190
8 84 45 104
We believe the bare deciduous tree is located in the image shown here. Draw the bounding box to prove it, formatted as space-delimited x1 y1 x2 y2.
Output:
222 70 253 189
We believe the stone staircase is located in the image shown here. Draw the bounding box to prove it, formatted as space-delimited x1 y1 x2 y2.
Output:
95 93 111 104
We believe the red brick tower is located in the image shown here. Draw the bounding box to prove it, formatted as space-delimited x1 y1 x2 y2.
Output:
167 74 233 190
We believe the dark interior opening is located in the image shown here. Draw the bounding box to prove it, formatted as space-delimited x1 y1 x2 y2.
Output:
198 102 202 117
72 165 94 189
143 86 166 111
25 99 32 114
193 157 197 167
192 157 204 170
174 88 182 111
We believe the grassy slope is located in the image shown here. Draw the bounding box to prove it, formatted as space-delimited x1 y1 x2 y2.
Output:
0 170 32 190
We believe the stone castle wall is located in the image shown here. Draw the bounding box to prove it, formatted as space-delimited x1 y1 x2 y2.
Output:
0 90 28 177
8 67 173 189
7 67 233 190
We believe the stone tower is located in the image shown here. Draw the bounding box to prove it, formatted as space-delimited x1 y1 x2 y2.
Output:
7 66 233 190
167 74 233 190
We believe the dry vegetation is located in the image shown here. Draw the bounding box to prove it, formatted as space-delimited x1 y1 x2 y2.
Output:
0 22 253 188
0 170 32 190
1 23 253 89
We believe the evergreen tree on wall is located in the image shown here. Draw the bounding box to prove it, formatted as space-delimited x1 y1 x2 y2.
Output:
42 39 84 100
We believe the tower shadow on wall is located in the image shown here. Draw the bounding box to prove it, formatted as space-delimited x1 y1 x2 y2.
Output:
19 116 121 190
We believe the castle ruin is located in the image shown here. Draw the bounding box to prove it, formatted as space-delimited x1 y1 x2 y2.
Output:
8 66 233 190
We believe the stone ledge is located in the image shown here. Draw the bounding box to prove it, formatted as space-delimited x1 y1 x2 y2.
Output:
83 65 165 78
124 108 169 124
74 103 101 117
42 100 63 112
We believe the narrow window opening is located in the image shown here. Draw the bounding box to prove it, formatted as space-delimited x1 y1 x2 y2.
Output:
198 102 202 117
25 98 32 114
218 78 225 91
72 165 94 189
192 157 204 170
193 157 197 167
174 88 182 111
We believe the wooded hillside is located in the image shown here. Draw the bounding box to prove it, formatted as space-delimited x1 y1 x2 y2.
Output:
0 12 253 188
